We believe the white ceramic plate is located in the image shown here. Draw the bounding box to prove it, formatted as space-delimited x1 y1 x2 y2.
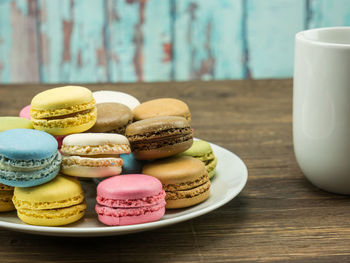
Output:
0 142 248 237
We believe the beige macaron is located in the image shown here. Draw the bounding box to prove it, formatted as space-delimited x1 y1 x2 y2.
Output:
60 133 131 178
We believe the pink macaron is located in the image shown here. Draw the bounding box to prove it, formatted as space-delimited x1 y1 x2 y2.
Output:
95 174 166 226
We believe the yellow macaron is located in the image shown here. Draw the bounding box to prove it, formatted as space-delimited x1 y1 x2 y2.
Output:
12 175 86 226
0 183 15 212
30 86 97 135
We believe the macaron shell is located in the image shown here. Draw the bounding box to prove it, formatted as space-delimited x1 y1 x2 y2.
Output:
126 116 190 136
96 205 165 226
13 175 84 206
97 174 163 200
165 187 210 209
179 140 212 157
87 103 133 133
17 202 86 226
133 98 191 121
142 156 206 185
206 157 217 178
31 86 94 111
0 191 15 212
0 129 58 160
0 183 13 191
0 117 33 132
133 139 193 160
93 90 140 110
208 169 216 179
61 164 122 178
19 105 32 120
62 133 130 147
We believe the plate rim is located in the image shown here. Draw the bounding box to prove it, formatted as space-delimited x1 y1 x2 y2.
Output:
0 141 248 236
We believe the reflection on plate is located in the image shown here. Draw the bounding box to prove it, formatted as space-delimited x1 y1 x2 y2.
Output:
0 142 248 237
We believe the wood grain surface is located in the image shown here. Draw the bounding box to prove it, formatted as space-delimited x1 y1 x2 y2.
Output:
1 79 350 262
2 0 350 83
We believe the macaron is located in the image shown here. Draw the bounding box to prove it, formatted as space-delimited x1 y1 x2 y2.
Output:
133 98 191 122
0 117 33 132
60 133 131 178
19 105 66 148
0 129 61 187
120 153 146 174
19 105 31 120
125 116 193 160
178 140 218 179
12 175 86 226
0 183 15 212
30 86 97 135
87 103 133 135
142 156 210 209
95 174 166 226
93 90 140 110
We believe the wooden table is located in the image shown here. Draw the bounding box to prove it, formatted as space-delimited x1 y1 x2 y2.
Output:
1 79 350 262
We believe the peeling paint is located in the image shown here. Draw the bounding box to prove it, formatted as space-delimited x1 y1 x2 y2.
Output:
62 19 73 63
162 42 172 62
10 0 40 82
2 0 350 83
132 0 146 81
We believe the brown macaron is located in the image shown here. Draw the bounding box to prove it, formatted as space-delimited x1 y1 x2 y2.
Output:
87 103 133 135
133 98 191 122
142 156 210 209
125 116 193 160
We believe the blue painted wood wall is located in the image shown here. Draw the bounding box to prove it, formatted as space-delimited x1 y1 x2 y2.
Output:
0 0 350 83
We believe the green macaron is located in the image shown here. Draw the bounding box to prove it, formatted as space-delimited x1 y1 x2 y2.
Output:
178 140 217 179
0 117 33 132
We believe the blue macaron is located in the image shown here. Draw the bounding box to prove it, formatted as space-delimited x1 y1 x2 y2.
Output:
0 129 61 187
120 153 146 174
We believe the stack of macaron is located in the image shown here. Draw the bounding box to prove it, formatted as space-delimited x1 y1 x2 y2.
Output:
0 86 218 227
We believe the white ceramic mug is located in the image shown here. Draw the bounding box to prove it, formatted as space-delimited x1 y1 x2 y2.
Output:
294 27 350 194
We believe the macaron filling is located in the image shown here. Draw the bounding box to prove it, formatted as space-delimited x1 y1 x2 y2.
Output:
96 200 166 218
105 119 133 134
61 144 131 156
129 127 193 151
32 107 97 128
0 152 60 170
30 101 96 119
165 181 211 200
62 156 123 168
0 153 61 183
97 190 166 208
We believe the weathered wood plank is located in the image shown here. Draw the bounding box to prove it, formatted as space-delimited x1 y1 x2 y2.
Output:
308 0 350 28
174 0 244 81
143 0 172 82
106 0 140 82
1 0 40 83
38 0 108 83
246 0 305 79
0 0 12 83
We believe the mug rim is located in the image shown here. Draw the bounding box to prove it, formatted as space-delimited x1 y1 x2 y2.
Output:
296 26 350 48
